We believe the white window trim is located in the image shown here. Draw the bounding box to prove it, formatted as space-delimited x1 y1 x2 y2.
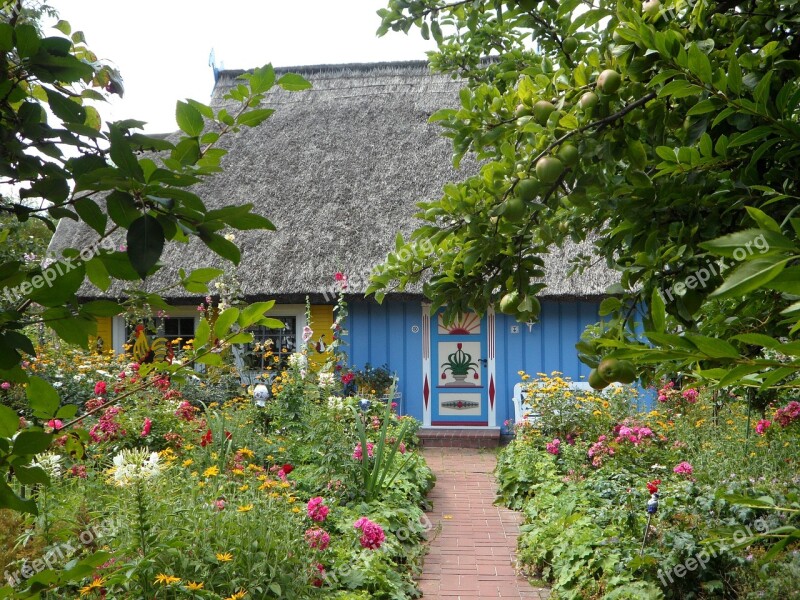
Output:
111 304 308 355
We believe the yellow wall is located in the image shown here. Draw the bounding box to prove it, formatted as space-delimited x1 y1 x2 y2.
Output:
92 316 113 354
308 305 334 367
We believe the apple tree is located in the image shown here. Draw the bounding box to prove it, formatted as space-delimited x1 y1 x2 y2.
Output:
369 0 800 389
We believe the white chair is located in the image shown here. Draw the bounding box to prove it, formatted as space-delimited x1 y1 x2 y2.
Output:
512 382 542 425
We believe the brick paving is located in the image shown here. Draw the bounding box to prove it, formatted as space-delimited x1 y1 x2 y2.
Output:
418 447 550 599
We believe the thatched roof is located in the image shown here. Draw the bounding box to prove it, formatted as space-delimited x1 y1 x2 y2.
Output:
49 61 617 303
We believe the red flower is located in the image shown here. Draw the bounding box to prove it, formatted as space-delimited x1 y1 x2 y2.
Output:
200 429 213 447
224 430 232 441
646 479 661 494
282 463 294 475
141 417 152 437
94 381 107 396
341 372 354 385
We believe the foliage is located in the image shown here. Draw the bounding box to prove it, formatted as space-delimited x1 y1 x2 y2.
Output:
498 381 800 598
351 363 394 396
0 344 433 599
370 0 800 388
0 0 312 513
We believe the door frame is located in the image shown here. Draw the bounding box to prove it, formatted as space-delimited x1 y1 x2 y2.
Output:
421 303 496 427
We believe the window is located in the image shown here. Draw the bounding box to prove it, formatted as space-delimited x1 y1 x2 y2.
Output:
125 317 196 349
241 316 297 373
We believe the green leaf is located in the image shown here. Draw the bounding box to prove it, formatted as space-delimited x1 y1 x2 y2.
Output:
698 229 794 257
26 377 61 420
0 405 19 438
81 300 124 317
710 257 790 299
214 307 240 339
127 215 165 279
683 334 740 359
45 88 86 123
15 465 49 486
651 288 666 333
0 23 14 52
194 318 210 348
731 333 781 349
108 125 144 182
56 404 78 420
27 261 86 307
239 301 276 328
0 479 38 515
175 100 204 137
73 197 107 235
198 232 241 264
236 108 275 128
688 43 713 84
277 73 312 91
171 138 201 166
43 307 96 348
249 64 276 94
745 206 781 233
106 190 139 228
598 297 622 316
12 430 54 456
14 24 40 58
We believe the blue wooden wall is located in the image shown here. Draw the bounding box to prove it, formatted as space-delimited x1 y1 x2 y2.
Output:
345 299 603 426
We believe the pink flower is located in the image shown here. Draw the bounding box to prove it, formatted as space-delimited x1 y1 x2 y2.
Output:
353 517 385 550
305 527 331 550
334 272 348 289
775 401 800 427
47 419 63 431
307 497 329 523
352 442 375 461
141 417 152 437
312 563 326 587
213 497 226 511
398 441 406 454
681 388 699 403
175 401 196 421
546 438 561 455
70 465 87 479
673 461 694 476
755 419 771 435
341 372 354 385
93 381 107 396
302 326 314 342
0 382 10 390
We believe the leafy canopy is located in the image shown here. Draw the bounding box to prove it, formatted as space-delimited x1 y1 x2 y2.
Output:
370 0 800 388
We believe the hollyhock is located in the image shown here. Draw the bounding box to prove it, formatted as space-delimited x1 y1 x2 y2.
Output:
775 401 800 427
546 438 561 455
646 479 661 494
673 461 694 476
341 372 355 385
305 527 331 550
353 517 385 550
755 419 771 435
141 417 152 437
94 381 107 396
302 326 314 343
307 497 329 522
352 442 375 461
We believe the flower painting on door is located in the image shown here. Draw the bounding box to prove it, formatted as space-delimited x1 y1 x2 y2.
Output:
438 341 482 387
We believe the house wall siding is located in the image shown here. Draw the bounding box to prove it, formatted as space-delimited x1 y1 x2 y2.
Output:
345 298 602 426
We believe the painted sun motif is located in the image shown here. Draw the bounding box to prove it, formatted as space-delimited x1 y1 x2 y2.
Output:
437 312 481 335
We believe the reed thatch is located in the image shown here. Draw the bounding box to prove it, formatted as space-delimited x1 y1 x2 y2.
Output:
49 61 617 303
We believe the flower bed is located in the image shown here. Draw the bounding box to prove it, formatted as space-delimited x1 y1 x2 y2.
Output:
497 373 800 599
1 344 433 599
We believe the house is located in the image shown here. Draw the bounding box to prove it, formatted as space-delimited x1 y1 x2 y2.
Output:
48 61 617 444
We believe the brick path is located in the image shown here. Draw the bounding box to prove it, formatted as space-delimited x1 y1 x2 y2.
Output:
418 447 550 599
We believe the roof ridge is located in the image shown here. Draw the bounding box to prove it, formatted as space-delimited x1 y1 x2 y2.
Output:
217 60 435 79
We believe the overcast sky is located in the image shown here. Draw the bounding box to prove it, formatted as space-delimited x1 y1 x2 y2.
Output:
47 1 436 132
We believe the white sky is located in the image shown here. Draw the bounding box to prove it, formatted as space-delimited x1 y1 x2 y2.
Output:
47 1 436 132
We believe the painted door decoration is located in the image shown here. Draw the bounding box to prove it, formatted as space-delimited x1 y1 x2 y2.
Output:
423 309 495 426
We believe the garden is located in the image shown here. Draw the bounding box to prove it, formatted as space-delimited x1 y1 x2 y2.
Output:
0 302 434 599
498 372 800 599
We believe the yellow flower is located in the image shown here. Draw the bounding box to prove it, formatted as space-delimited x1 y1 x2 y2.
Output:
203 465 220 477
232 468 245 476
238 447 255 458
266 455 274 461
239 484 250 492
292 506 301 513
216 552 234 562
278 447 286 452
237 504 254 513
224 591 247 600
154 573 181 585
186 581 205 590
79 577 105 596
183 459 194 467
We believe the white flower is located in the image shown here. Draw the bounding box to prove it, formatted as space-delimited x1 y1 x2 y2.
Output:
319 372 335 387
650 464 667 471
288 353 308 370
224 233 235 242
302 326 314 343
109 448 162 487
73 374 83 381
328 396 345 410
52 382 62 388
32 453 62 479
